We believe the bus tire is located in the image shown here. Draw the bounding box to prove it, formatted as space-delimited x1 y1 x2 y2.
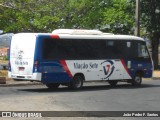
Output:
131 74 142 86
69 75 83 90
46 83 60 89
108 81 118 87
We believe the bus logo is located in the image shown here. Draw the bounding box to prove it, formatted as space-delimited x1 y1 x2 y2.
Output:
101 60 115 79
15 50 28 65
17 50 24 61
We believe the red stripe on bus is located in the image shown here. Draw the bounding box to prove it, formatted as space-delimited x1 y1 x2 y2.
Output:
50 34 60 39
60 60 73 78
121 59 131 77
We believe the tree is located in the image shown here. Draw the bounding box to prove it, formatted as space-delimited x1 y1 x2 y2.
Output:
0 0 65 33
101 0 135 34
62 0 105 29
0 0 108 31
0 0 133 33
0 0 159 69
141 0 160 69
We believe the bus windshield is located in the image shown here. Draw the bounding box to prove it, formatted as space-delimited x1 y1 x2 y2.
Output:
138 42 149 58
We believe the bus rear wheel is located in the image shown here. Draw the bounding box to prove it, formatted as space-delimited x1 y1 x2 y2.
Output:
69 75 83 90
108 81 118 87
131 74 142 86
46 83 60 89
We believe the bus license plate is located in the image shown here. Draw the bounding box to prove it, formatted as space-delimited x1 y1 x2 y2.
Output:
19 67 25 71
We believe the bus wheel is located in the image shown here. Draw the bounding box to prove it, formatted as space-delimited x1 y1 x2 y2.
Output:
108 81 118 87
46 83 60 89
70 75 83 90
131 74 142 86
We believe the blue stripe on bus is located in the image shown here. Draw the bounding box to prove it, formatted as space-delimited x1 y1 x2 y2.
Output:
123 59 153 79
39 60 72 84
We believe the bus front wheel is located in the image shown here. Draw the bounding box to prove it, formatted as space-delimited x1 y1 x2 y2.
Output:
46 83 60 89
131 74 142 86
69 75 83 90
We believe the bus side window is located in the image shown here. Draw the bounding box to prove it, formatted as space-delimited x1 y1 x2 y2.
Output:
106 41 127 59
138 43 149 58
106 41 117 59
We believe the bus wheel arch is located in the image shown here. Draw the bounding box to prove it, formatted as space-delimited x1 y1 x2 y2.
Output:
69 73 85 90
132 70 143 86
136 70 144 77
74 73 85 81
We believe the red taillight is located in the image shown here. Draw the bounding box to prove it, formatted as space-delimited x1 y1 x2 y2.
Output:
50 34 59 39
34 61 38 72
34 61 38 67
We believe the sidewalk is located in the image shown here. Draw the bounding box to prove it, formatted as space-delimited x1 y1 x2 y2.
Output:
153 71 160 80
0 71 160 87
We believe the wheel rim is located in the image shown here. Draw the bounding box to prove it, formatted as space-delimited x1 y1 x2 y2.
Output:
135 76 141 84
75 77 82 88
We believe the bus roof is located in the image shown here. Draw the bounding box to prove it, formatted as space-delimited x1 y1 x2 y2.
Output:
51 34 144 41
13 29 145 41
51 29 144 41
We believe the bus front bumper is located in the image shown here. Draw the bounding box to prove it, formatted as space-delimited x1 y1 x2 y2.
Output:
8 72 42 81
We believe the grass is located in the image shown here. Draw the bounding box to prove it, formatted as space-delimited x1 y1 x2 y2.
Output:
0 57 8 78
0 56 8 65
0 58 8 78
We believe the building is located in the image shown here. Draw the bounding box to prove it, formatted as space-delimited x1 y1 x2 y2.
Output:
0 47 9 57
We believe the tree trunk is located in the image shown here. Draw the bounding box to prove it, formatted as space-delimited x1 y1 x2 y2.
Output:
151 32 159 70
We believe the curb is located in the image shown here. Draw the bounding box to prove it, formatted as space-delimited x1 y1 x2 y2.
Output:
152 77 160 80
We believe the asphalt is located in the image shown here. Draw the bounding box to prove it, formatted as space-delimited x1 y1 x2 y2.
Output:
0 79 42 87
0 71 159 87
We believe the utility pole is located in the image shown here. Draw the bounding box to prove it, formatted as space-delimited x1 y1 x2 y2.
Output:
135 0 140 37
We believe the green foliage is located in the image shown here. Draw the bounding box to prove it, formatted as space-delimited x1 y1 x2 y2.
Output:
0 0 159 36
0 0 160 68
0 0 134 34
3 56 8 60
0 0 66 32
102 0 135 34
141 0 160 69
59 0 105 29
141 0 160 35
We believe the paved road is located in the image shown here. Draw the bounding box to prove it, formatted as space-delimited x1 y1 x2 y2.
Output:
0 79 160 120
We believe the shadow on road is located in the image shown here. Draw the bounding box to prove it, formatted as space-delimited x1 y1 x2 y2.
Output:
18 83 160 93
